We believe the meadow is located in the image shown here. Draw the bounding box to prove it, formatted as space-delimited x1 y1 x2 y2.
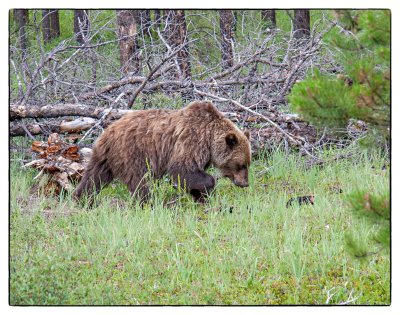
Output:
9 145 390 305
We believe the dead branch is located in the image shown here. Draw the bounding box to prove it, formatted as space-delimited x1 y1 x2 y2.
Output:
210 43 272 81
78 92 129 144
128 39 197 107
194 89 301 145
19 17 117 105
79 77 144 100
194 89 322 159
78 64 178 101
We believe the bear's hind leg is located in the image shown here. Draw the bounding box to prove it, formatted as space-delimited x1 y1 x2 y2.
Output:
74 161 113 204
126 175 150 205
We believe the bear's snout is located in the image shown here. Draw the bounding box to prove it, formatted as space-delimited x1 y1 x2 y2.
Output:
222 168 249 188
233 179 249 188
233 171 249 188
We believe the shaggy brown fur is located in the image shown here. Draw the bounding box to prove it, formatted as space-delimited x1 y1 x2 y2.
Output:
74 101 251 203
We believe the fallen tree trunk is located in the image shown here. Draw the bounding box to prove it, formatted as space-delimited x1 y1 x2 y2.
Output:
10 117 97 136
59 117 97 133
10 123 48 136
10 103 132 121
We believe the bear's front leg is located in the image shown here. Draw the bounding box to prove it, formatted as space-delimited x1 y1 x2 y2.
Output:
183 170 216 203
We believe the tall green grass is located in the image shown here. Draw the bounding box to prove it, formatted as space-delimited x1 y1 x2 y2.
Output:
9 147 390 305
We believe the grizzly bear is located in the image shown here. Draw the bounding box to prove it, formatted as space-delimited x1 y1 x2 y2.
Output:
74 101 251 203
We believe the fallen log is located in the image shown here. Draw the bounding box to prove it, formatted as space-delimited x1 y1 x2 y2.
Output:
10 117 97 137
10 102 301 123
10 103 132 121
10 123 45 136
60 117 97 133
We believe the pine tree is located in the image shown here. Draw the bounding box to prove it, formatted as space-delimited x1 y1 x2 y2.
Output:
288 10 390 258
289 10 390 143
345 188 390 258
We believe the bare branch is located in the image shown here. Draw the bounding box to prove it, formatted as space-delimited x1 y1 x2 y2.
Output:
193 89 322 160
193 89 301 145
127 39 197 107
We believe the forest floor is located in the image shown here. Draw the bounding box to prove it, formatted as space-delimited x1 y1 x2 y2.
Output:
9 145 390 305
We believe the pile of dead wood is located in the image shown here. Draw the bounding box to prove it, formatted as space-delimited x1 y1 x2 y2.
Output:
24 133 92 195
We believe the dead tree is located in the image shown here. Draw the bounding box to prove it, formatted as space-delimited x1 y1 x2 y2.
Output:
261 10 276 29
164 10 192 80
294 10 310 38
116 10 141 75
13 9 29 56
74 9 89 44
219 10 235 70
42 9 60 44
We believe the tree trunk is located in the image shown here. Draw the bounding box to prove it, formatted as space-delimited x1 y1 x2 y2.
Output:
49 9 60 39
293 10 310 38
219 10 234 70
42 10 60 44
154 10 162 29
164 10 191 80
74 10 89 44
42 10 51 43
261 10 276 28
14 9 29 55
116 10 140 75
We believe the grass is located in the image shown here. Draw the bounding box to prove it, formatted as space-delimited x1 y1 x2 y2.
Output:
9 146 390 305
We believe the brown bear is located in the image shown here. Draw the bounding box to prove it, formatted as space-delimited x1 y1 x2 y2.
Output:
74 101 251 203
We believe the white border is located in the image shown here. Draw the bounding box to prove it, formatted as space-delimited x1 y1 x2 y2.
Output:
2 1 398 315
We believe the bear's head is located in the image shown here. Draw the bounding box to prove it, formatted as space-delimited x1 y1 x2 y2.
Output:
211 122 251 188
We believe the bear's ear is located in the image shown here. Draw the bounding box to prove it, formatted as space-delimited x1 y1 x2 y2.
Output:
225 133 238 148
244 129 250 140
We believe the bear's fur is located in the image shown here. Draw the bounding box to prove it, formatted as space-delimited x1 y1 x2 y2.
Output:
74 101 251 203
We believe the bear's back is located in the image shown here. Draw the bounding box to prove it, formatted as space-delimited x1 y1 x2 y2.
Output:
93 101 226 179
